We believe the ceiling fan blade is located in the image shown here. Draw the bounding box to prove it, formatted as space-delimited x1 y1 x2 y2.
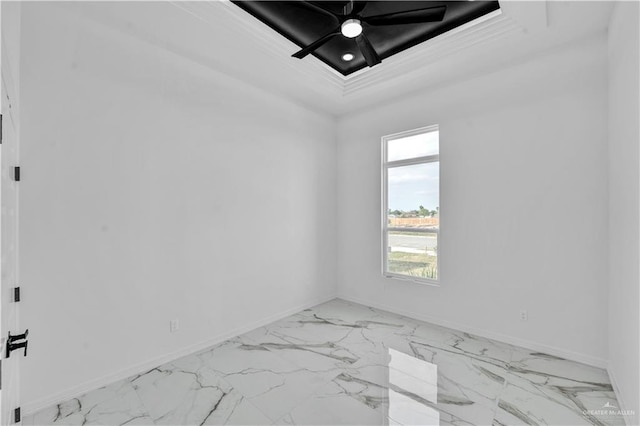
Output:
351 1 368 16
363 5 446 26
304 1 341 18
355 32 381 67
292 29 341 59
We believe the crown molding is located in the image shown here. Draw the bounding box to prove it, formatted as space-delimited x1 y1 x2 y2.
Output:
170 0 345 96
341 9 524 96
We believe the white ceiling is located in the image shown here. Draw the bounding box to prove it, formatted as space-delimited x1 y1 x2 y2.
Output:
73 1 614 116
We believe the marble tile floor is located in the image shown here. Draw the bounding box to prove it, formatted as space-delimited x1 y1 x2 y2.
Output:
24 299 626 426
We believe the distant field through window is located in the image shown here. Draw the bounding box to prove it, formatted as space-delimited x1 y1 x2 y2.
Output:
382 126 439 283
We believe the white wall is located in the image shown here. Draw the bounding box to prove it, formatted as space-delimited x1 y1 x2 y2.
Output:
337 35 610 366
18 3 337 410
1 3 23 425
608 2 640 423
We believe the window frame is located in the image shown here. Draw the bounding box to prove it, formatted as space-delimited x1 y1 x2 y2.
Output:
381 125 440 286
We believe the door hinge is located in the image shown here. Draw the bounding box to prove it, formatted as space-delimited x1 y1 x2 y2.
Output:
13 407 20 423
13 166 20 182
6 330 28 358
0 114 3 144
13 287 20 303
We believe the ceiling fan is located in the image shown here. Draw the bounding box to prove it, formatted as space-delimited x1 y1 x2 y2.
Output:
292 1 447 67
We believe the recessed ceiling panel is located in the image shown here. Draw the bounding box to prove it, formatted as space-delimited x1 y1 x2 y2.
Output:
231 1 501 76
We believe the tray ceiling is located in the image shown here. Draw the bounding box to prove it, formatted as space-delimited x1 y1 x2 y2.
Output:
231 1 501 76
66 1 614 115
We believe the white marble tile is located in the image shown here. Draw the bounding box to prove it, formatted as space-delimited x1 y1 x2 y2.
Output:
129 355 269 425
200 392 272 425
390 320 515 367
26 380 153 425
194 338 336 422
241 302 408 375
508 349 611 385
25 299 624 426
298 299 410 327
255 300 407 347
243 330 363 370
279 379 386 426
388 389 439 426
495 351 627 426
494 375 625 426
348 345 502 426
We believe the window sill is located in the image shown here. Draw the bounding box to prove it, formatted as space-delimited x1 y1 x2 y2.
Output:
383 273 440 287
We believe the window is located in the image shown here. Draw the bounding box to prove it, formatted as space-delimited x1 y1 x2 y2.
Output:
382 126 439 284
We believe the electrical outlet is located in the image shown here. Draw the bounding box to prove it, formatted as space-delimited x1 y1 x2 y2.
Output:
520 310 528 321
169 319 179 332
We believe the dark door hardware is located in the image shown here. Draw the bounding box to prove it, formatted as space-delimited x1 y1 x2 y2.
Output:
13 287 20 303
6 330 28 358
14 407 20 423
13 166 20 182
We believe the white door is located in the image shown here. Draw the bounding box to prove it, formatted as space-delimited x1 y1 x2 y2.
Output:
1 3 22 424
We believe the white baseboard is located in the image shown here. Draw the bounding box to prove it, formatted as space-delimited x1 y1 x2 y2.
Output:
337 294 608 369
22 293 337 416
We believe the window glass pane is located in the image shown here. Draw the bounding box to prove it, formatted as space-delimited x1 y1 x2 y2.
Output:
386 161 439 280
387 131 438 162
387 162 439 218
387 232 438 280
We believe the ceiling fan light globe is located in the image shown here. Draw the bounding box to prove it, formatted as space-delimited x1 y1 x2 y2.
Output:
341 19 363 38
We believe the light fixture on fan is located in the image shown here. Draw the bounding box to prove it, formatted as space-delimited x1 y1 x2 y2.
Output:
341 52 355 61
341 19 362 38
292 1 447 68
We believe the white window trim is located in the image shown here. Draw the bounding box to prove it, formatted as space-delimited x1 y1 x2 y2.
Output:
381 125 440 286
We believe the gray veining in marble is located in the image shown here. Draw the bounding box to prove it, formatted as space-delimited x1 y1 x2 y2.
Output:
23 299 626 426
